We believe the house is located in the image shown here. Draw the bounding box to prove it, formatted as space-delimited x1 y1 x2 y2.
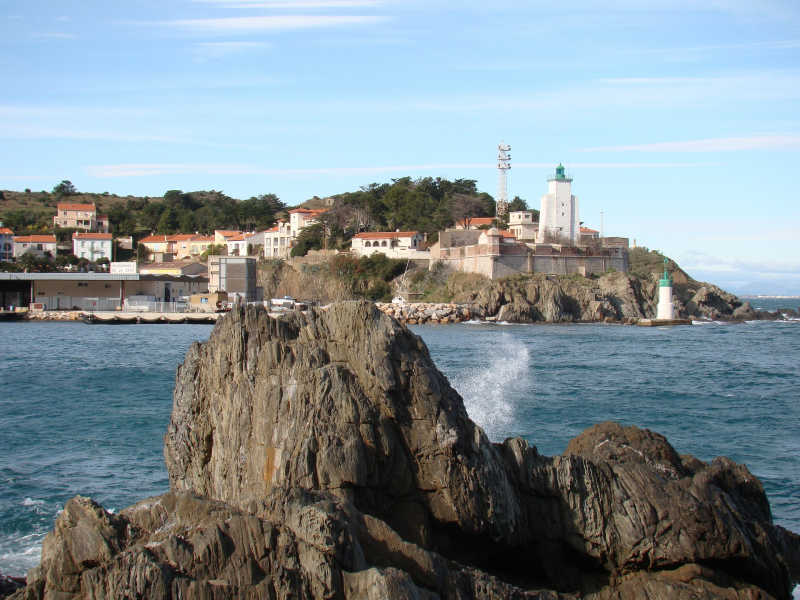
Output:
214 230 243 245
0 226 14 262
188 236 215 257
453 217 495 230
225 232 266 257
14 235 57 259
207 256 259 302
73 232 114 262
288 208 327 238
138 262 207 276
508 211 538 241
580 227 600 241
53 204 109 232
262 220 293 259
350 231 429 259
138 234 170 254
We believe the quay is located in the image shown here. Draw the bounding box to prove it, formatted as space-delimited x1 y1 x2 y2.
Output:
637 318 693 327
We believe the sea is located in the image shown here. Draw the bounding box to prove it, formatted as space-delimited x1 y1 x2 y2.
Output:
1 298 799 592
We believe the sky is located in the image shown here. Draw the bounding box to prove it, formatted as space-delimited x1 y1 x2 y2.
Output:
1 0 799 293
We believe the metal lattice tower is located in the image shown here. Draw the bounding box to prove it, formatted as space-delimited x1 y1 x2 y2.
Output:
496 141 511 216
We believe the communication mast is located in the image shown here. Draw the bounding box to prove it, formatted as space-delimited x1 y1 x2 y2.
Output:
496 141 511 216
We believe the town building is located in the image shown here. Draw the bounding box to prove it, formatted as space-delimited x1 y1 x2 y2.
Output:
0 272 208 311
226 232 266 257
138 235 170 255
165 234 215 260
350 231 430 259
207 256 260 303
580 227 599 241
53 203 109 232
453 217 495 230
0 226 14 262
214 230 243 245
508 211 538 241
288 208 326 237
138 262 207 276
14 235 57 259
262 220 293 259
536 164 580 244
73 232 114 262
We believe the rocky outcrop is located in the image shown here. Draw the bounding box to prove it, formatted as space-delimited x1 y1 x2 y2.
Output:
461 271 759 323
13 302 800 599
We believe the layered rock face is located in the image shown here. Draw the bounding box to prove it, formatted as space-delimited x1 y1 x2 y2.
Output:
468 271 758 323
13 302 800 600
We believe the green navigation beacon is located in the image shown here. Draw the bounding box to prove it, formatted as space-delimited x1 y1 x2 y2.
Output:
659 257 673 287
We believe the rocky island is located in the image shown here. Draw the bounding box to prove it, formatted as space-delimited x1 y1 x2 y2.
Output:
7 302 800 599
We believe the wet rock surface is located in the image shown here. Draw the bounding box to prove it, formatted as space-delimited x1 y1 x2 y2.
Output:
13 302 800 599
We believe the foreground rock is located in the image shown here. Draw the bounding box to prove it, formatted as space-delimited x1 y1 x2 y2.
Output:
14 302 800 599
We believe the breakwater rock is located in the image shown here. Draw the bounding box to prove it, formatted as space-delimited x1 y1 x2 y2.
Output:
466 271 758 323
375 302 471 324
13 301 800 599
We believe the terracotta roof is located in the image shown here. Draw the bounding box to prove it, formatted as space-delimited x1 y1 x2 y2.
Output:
498 230 516 238
580 227 599 233
263 226 280 233
15 235 56 243
167 234 199 242
195 236 215 242
227 234 247 241
73 233 112 240
467 217 495 225
139 235 169 244
0 227 14 235
353 231 419 240
97 214 108 219
289 208 328 215
215 230 242 238
57 203 96 211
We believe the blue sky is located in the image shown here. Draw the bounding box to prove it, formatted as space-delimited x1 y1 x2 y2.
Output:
2 0 800 293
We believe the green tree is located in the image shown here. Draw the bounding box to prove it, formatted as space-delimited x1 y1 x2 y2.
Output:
136 244 152 263
52 180 78 198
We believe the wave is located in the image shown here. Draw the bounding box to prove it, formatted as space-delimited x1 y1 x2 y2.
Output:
457 331 530 442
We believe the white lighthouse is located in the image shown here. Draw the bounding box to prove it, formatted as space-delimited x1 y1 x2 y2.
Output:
657 259 675 320
536 164 580 244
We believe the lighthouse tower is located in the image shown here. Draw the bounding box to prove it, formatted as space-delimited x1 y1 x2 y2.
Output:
536 163 580 244
657 258 675 320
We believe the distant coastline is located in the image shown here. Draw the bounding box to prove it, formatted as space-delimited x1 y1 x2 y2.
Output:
741 295 800 299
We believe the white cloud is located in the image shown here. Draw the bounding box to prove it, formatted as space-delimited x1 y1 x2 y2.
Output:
32 33 78 40
8 15 23 19
580 136 800 153
56 15 70 22
169 15 387 33
0 125 190 144
680 250 800 274
84 161 716 178
194 41 272 59
191 0 384 6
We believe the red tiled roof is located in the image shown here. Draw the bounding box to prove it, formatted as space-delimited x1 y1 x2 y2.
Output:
215 230 242 237
15 235 56 243
353 231 419 240
0 227 14 235
227 234 247 241
580 227 599 233
167 234 199 242
139 235 169 244
73 232 112 240
57 203 96 211
195 236 215 242
467 217 495 225
498 230 516 238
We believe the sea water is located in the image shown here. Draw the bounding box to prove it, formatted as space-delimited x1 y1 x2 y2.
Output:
1 317 799 582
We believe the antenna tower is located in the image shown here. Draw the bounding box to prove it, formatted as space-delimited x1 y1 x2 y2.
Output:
496 141 511 216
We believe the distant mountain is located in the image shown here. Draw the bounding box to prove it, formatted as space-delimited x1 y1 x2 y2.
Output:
728 281 800 297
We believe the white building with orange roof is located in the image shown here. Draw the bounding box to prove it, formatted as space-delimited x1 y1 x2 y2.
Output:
14 235 57 259
351 231 429 259
580 227 599 241
225 231 266 257
138 234 170 254
0 226 14 261
214 230 243 245
508 211 538 241
262 220 293 259
53 203 109 232
288 208 327 237
73 232 114 262
453 217 495 230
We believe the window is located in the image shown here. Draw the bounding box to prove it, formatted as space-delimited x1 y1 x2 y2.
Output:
37 244 43 250
62 211 67 216
78 282 88 287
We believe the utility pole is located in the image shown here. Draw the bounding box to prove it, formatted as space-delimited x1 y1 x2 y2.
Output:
600 212 604 238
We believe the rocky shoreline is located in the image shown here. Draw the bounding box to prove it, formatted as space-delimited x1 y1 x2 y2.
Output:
7 301 799 599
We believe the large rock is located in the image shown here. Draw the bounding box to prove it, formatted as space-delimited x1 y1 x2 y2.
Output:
13 302 800 599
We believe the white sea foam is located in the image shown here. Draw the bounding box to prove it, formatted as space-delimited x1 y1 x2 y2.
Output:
793 584 800 600
0 531 46 577
21 498 44 507
458 331 530 442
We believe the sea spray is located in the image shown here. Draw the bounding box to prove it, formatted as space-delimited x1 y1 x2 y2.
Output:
457 331 530 441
